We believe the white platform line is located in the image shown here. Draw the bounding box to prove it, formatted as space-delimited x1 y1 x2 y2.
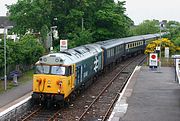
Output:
108 66 141 121
0 96 31 117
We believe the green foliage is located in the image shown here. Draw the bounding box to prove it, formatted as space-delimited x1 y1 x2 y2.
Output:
68 30 94 48
18 35 45 65
165 21 180 46
93 1 132 41
0 35 45 68
130 20 159 35
145 38 176 55
8 0 132 48
173 36 180 46
7 0 52 35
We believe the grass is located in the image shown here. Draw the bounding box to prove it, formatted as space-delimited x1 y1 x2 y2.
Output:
0 70 34 93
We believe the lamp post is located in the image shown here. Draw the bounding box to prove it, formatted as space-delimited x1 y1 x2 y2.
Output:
4 26 13 90
159 22 164 70
49 26 57 52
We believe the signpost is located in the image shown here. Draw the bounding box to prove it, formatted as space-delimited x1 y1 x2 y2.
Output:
149 53 158 70
60 39 68 51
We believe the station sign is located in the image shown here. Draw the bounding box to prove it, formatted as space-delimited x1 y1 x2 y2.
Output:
149 53 158 67
60 39 68 51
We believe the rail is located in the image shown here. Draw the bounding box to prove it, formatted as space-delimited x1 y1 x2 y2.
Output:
77 55 146 121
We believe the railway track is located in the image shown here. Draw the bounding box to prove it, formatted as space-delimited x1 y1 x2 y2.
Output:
15 106 61 121
9 54 146 121
60 54 146 121
76 55 146 121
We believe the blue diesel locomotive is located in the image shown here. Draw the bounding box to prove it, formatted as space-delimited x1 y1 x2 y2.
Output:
32 33 162 104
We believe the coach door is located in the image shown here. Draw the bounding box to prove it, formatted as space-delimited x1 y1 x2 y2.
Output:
71 64 76 89
75 66 82 86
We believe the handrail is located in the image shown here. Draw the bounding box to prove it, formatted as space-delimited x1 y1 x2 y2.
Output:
175 59 180 84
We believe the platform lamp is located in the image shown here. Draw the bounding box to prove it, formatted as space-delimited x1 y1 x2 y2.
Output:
4 26 13 90
159 21 164 70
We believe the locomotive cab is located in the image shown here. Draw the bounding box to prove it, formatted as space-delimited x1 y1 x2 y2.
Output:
32 55 76 102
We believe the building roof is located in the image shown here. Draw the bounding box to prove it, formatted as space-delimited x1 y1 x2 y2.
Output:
0 16 14 28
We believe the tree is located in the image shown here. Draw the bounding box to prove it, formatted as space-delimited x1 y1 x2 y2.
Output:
0 35 45 71
144 38 176 55
7 0 53 35
130 20 159 35
8 0 132 48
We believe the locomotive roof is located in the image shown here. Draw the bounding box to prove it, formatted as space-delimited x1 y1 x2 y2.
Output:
37 44 102 65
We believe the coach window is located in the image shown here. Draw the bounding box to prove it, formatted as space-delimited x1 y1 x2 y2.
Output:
118 46 120 53
107 49 110 58
126 44 128 49
111 49 114 56
117 47 119 54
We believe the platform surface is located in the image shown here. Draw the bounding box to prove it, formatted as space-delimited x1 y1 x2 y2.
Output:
109 66 180 121
0 80 32 112
121 66 180 121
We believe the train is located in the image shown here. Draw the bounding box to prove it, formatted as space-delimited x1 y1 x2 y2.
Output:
32 33 165 105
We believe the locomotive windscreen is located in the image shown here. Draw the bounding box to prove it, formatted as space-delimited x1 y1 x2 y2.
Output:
35 65 71 76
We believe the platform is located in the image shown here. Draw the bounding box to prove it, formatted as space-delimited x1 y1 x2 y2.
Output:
109 66 180 121
0 80 32 113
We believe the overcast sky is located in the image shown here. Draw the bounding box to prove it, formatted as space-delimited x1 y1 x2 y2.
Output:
125 0 180 24
0 0 17 15
0 0 180 25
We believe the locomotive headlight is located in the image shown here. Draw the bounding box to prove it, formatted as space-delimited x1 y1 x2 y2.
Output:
55 58 59 62
56 80 63 86
43 58 47 62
